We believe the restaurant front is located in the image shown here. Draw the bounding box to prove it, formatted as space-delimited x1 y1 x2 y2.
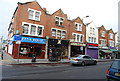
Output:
7 35 46 59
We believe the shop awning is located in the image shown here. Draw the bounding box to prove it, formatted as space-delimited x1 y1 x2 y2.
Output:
110 49 118 52
101 50 112 53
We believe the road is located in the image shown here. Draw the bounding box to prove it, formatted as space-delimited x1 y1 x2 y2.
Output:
2 61 113 80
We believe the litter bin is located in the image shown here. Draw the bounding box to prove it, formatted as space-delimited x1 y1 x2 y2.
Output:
32 54 36 62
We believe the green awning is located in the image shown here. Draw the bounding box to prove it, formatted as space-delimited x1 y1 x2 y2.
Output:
110 49 118 52
100 50 112 53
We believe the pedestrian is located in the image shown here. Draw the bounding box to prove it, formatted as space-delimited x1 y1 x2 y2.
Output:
1 51 3 60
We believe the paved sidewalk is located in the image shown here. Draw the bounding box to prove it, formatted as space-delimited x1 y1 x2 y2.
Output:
0 52 114 65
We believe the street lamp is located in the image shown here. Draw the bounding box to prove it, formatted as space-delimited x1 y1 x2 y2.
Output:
82 15 89 21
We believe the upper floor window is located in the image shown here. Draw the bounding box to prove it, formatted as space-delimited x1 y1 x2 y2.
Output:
51 28 66 39
109 40 114 47
28 8 41 21
101 31 105 37
23 24 29 34
22 22 44 37
110 33 113 39
100 39 106 46
55 16 64 26
75 22 82 31
30 25 36 35
90 27 95 35
88 37 97 43
52 29 56 36
72 33 84 42
62 31 66 38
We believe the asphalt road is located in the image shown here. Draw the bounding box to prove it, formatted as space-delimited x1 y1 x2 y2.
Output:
2 61 113 80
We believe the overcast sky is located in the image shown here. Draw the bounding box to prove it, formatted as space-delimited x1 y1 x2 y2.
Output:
0 0 119 39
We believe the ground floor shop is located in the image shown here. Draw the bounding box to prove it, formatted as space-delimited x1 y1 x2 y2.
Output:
86 43 99 59
70 42 86 57
48 39 69 60
7 35 46 59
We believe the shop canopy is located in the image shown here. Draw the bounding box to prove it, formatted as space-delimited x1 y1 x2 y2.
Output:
110 49 118 52
100 50 112 53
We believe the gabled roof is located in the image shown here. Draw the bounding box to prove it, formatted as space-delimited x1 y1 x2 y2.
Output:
52 8 65 16
98 25 106 30
71 17 86 25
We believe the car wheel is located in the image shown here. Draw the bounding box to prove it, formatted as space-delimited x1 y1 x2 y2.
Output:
94 61 97 65
81 62 85 66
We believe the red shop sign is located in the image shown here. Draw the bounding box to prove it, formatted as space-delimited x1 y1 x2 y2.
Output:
88 43 98 47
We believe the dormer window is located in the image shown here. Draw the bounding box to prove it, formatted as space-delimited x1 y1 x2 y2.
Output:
28 8 41 21
75 22 82 31
55 16 64 26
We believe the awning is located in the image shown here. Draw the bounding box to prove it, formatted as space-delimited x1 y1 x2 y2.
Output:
100 50 112 53
110 49 118 52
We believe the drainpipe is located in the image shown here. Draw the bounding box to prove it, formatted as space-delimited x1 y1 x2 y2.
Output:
45 36 49 59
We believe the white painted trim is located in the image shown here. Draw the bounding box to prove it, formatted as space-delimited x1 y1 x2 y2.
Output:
28 8 41 21
22 22 44 37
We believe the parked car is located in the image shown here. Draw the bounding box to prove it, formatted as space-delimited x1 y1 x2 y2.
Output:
69 55 97 66
106 59 120 81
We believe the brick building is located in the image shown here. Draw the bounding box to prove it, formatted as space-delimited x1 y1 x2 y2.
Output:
7 1 86 60
98 26 118 59
69 17 86 57
7 1 48 59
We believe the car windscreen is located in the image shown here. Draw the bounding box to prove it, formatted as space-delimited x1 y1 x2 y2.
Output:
111 60 120 69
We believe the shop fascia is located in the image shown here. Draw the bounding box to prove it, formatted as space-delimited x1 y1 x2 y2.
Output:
87 43 99 49
70 42 86 46
11 35 46 44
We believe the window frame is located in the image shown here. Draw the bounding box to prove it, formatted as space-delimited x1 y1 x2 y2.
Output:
28 8 41 21
22 22 44 37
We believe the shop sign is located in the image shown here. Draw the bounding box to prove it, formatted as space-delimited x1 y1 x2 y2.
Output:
57 40 61 44
99 46 108 49
88 43 98 47
70 42 86 46
21 37 46 44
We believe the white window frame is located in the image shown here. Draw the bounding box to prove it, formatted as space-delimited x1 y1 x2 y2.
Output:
75 22 82 31
51 28 67 39
55 16 64 26
28 8 41 21
22 22 44 37
101 31 105 37
109 40 114 47
100 39 106 46
72 33 84 42
109 33 113 39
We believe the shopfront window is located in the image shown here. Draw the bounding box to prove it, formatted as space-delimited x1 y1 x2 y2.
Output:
19 46 28 56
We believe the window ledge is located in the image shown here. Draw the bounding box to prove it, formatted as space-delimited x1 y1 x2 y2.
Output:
55 24 64 27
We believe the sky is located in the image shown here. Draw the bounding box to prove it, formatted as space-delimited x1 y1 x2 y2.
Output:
0 0 119 40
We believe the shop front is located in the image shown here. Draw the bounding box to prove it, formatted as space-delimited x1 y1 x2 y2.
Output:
70 42 86 57
8 35 46 59
48 38 69 60
99 46 112 59
109 47 118 59
86 43 99 59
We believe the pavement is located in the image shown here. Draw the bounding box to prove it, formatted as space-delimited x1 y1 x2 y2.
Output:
0 51 115 65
